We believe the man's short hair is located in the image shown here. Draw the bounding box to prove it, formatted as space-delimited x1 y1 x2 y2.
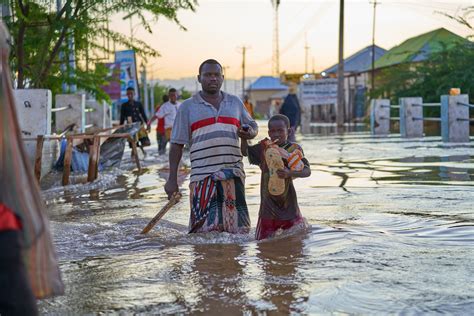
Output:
198 59 223 75
168 88 177 94
126 87 135 92
268 114 290 128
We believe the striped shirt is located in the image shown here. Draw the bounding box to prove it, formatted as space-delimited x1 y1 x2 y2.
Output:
171 91 258 182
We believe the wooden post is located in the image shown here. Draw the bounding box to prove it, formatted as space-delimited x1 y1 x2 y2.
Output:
129 136 141 171
87 135 100 182
62 137 74 186
34 135 44 182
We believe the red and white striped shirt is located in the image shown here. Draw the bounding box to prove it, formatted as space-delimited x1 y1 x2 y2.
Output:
171 92 258 182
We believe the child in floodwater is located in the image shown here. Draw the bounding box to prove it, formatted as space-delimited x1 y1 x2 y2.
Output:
241 114 311 240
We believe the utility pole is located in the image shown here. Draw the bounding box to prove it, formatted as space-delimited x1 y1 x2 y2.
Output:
337 0 345 127
304 33 310 73
370 0 379 94
271 0 280 77
223 66 230 92
239 46 250 98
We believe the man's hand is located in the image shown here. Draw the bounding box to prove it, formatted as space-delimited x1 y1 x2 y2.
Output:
164 179 179 200
238 126 256 140
276 167 292 179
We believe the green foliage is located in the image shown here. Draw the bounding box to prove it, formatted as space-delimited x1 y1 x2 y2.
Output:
373 6 474 110
4 0 197 100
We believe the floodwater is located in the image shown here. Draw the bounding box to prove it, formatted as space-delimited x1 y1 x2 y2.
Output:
39 121 474 315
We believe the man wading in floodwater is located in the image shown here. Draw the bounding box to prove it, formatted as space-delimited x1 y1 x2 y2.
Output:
165 59 258 233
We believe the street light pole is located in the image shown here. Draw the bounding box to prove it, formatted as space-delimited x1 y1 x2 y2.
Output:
370 0 379 94
337 0 345 128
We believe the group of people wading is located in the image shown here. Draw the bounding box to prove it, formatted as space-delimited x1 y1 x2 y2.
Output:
0 20 310 312
164 59 311 240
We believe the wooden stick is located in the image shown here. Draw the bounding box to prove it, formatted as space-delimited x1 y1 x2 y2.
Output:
62 137 74 186
141 192 182 234
34 135 44 182
87 135 100 182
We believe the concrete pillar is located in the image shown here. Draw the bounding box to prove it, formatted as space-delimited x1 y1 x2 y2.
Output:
13 89 58 177
85 99 112 131
55 94 86 133
400 97 423 138
370 99 390 135
441 94 470 143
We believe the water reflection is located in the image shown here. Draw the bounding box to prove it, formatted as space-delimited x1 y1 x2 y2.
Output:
38 123 474 314
190 244 246 315
255 233 306 314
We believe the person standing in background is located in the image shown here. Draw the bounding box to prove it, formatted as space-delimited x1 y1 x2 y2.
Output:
148 94 169 154
148 88 180 155
243 95 254 118
279 84 301 142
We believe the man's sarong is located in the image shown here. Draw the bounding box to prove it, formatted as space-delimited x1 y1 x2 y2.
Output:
188 169 250 234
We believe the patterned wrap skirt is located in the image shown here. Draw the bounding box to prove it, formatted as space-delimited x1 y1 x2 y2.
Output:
188 168 250 234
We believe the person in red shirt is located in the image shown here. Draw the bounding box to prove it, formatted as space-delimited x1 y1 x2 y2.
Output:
148 94 169 155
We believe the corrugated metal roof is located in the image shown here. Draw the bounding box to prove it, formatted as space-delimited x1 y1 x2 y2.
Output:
248 76 288 91
324 45 387 74
374 28 467 69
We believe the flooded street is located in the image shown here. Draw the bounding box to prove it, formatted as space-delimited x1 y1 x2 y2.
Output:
39 122 474 314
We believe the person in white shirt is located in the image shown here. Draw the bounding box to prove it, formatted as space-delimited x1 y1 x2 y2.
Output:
148 88 180 154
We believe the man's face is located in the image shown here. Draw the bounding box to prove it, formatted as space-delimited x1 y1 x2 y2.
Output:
126 89 134 101
198 63 223 94
169 91 178 103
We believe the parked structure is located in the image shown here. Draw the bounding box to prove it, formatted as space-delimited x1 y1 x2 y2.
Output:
247 76 288 118
323 44 387 122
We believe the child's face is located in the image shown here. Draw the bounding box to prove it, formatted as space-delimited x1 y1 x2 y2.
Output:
268 119 289 145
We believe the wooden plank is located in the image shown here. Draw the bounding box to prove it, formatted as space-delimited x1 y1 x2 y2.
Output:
87 136 100 182
34 135 44 182
62 137 74 186
129 136 141 171
141 192 182 234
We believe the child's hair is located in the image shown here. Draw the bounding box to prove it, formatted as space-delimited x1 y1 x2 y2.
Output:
268 114 290 128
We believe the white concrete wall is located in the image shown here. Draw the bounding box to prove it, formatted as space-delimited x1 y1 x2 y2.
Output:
400 97 423 138
441 94 470 143
55 94 85 133
13 89 58 178
85 99 110 132
370 99 390 135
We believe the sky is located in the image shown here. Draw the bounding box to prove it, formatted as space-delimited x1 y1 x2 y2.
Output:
110 0 473 80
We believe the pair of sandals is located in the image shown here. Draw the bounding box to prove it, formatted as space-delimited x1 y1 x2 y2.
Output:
264 140 304 196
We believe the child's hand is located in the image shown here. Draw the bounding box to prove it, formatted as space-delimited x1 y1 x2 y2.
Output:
277 167 292 179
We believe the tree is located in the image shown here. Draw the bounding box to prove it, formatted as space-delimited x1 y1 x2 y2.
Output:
373 7 474 107
3 0 197 100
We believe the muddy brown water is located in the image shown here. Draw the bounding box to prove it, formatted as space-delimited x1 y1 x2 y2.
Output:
39 122 474 314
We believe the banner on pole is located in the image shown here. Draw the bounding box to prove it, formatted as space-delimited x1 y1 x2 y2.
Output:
115 50 140 103
299 79 338 105
100 62 121 101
